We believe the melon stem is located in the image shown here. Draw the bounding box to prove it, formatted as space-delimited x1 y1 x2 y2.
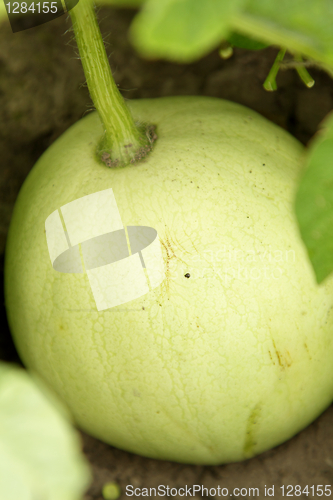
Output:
69 0 153 167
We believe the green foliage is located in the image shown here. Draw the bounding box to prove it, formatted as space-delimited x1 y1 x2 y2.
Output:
121 0 333 74
234 0 333 68
0 362 91 500
227 32 268 50
130 0 246 62
295 113 333 284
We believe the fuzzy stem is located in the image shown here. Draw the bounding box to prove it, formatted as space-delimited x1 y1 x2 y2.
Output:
69 0 150 166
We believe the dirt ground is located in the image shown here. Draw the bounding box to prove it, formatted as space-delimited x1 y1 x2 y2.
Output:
1 7 333 500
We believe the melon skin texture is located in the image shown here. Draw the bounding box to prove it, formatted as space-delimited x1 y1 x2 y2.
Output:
5 96 333 465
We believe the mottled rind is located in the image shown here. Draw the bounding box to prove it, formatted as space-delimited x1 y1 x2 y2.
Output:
5 96 333 465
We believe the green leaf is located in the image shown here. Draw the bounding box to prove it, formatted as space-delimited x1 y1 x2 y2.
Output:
130 0 246 62
233 0 333 71
120 0 333 72
227 32 268 50
295 112 333 284
0 362 91 500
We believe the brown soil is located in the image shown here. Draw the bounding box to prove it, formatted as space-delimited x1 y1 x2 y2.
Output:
1 8 333 500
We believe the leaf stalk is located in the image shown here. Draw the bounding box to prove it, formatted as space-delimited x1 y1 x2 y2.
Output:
263 48 286 91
